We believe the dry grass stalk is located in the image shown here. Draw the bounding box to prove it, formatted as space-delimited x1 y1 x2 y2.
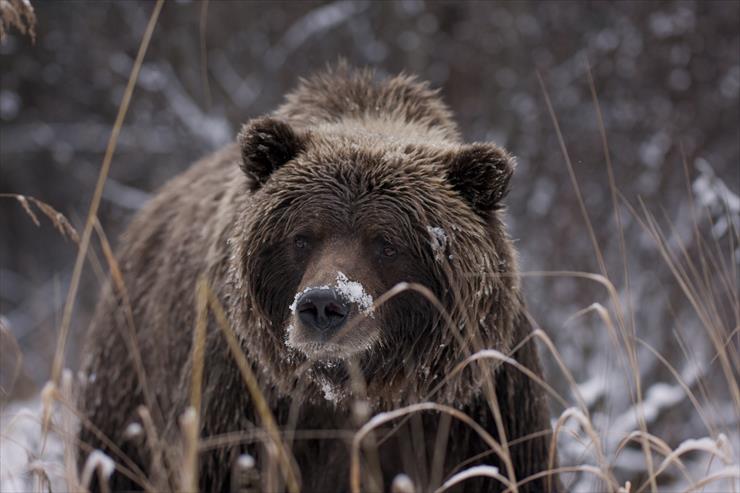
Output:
538 70 659 490
0 319 23 400
199 0 212 107
135 406 167 492
179 407 199 493
635 198 740 412
350 402 511 493
435 464 508 492
180 278 210 492
58 369 81 492
92 219 163 429
204 282 302 493
49 0 164 394
66 400 154 490
1 193 79 244
332 281 519 488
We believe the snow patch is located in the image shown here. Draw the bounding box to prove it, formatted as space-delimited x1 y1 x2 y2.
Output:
427 225 448 261
391 473 415 493
692 159 740 239
123 422 142 439
320 380 341 403
577 373 608 408
317 359 341 370
0 399 70 493
335 271 374 316
668 434 732 463
439 465 502 491
236 453 255 469
427 226 447 244
80 450 115 488
610 382 685 435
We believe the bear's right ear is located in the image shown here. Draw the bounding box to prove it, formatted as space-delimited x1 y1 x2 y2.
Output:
238 116 306 191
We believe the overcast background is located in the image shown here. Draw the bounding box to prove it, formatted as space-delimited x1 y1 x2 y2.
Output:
1 1 738 491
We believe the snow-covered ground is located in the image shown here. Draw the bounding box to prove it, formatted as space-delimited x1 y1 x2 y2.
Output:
1 396 71 492
2 373 738 492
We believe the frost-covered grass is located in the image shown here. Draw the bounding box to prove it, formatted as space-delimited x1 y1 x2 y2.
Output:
2 172 738 492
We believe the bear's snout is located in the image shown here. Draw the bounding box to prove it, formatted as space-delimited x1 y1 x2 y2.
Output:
287 270 379 359
295 287 349 335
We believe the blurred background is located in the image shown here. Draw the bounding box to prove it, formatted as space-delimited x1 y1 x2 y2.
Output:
1 1 738 491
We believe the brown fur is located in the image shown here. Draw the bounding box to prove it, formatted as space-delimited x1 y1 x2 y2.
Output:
78 64 558 492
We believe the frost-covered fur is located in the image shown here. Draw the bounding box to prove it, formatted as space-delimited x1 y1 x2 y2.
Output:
78 65 557 492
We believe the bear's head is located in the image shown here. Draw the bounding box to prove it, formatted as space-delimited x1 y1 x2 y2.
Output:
228 116 521 407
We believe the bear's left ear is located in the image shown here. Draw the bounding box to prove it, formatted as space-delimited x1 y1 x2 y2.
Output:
445 143 515 215
238 116 306 191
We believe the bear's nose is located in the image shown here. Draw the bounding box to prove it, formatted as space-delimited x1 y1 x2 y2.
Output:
295 288 349 334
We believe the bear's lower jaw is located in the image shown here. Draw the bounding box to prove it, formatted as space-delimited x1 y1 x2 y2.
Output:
285 322 381 361
286 338 371 361
289 340 350 359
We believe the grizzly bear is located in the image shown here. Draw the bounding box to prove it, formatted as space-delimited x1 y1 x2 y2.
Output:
78 65 558 493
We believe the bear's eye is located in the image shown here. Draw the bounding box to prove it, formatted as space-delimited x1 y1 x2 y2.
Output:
382 243 397 259
294 235 309 250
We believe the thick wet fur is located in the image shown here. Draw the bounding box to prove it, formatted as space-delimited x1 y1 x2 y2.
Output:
78 64 559 492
